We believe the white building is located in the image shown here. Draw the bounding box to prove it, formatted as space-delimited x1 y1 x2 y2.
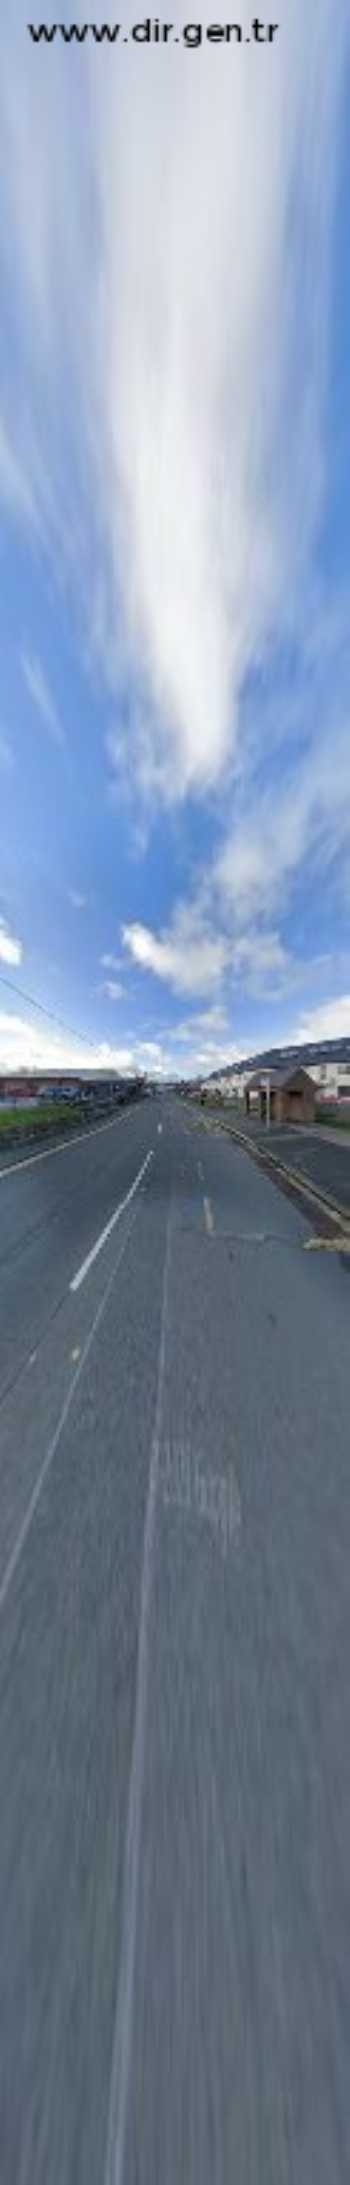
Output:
200 1056 350 1104
308 1061 350 1098
200 1067 255 1100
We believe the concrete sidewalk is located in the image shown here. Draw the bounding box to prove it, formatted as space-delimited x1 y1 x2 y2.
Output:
199 1104 350 1223
250 1124 350 1215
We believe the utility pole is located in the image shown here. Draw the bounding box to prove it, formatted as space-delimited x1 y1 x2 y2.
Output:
266 1075 271 1130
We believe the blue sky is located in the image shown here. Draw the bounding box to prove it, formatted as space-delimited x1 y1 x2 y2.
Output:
0 2 350 1077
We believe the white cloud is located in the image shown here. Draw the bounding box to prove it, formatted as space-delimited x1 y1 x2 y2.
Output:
135 1040 168 1068
215 723 350 927
100 953 123 971
21 650 64 746
0 8 348 1057
173 1004 229 1042
0 417 37 529
100 980 124 1000
194 1043 242 1072
231 930 290 995
2 989 349 1087
0 1013 135 1075
292 996 350 1045
0 1011 178 1080
0 919 23 967
233 933 285 973
0 1 346 802
122 905 229 996
122 896 293 1004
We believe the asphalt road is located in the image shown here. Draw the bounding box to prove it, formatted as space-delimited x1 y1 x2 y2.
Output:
1 1095 350 2184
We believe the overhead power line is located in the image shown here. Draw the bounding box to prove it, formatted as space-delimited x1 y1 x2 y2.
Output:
0 968 104 1054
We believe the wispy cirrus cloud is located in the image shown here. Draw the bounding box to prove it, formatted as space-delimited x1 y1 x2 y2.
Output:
68 889 88 911
21 650 64 745
100 979 124 1000
0 0 346 808
215 720 350 926
100 953 124 972
0 417 37 530
173 1005 230 1042
1 1 349 1071
0 918 23 968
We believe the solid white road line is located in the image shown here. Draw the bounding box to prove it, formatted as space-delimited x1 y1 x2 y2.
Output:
70 1150 154 1293
0 1201 141 1617
0 1105 137 1183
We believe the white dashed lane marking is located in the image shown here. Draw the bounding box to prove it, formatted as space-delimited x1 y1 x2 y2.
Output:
70 1151 154 1293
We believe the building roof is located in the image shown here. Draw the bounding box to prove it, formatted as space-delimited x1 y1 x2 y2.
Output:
247 1065 314 1093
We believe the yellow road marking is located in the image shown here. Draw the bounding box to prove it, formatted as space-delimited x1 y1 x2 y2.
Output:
304 1235 350 1253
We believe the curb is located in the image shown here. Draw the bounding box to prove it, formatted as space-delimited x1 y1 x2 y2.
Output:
198 1109 350 1236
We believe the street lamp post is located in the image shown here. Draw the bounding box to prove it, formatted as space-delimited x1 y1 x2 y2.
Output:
262 1074 271 1129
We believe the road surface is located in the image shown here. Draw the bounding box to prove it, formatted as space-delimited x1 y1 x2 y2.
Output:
1 1096 350 2184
